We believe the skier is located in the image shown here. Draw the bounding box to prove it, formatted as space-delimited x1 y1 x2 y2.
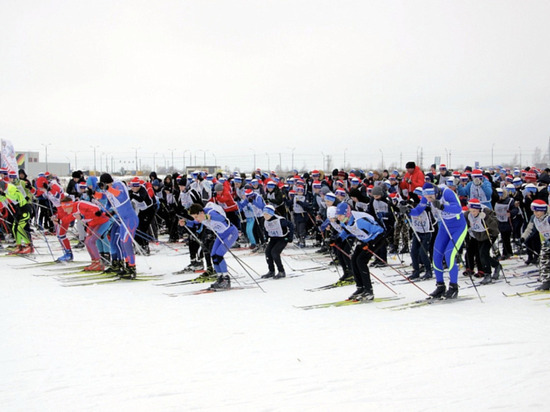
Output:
464 198 502 285
521 199 550 290
129 177 155 255
98 173 138 278
0 180 33 254
367 185 394 266
457 169 494 209
494 187 519 260
74 199 112 271
335 202 385 301
410 182 467 299
188 202 239 289
399 189 435 281
261 205 294 279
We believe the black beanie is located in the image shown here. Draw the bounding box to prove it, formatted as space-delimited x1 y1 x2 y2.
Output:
406 161 416 169
99 173 114 184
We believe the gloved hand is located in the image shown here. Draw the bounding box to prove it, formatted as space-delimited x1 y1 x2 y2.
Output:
520 237 525 244
479 211 486 219
25 182 32 190
42 183 49 190
431 199 444 210
362 243 371 252
94 210 103 217
398 204 411 214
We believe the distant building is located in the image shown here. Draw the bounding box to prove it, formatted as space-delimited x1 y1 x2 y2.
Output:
15 151 70 178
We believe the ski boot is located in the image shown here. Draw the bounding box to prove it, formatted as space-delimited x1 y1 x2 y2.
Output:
56 249 74 262
407 271 420 280
357 288 374 301
536 279 550 291
261 271 275 279
316 244 328 254
199 267 217 281
420 271 433 281
8 245 23 255
428 282 446 299
210 274 231 289
338 271 353 282
443 283 459 299
120 264 136 279
492 264 502 280
274 271 286 279
348 287 364 300
103 259 122 273
480 273 493 285
84 259 104 272
16 244 34 254
74 240 85 249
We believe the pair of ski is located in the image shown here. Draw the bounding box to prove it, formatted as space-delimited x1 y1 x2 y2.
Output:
256 272 302 283
165 285 256 297
295 295 403 310
12 260 89 270
305 278 355 292
156 271 220 287
382 295 479 311
59 274 163 287
502 290 550 299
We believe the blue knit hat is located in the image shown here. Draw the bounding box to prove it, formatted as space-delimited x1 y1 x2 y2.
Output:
263 205 276 216
336 202 350 216
422 182 436 196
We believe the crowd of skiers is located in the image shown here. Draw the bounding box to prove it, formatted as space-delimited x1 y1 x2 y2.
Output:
1 160 550 296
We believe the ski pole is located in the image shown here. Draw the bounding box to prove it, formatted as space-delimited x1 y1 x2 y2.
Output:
209 228 266 293
480 219 510 285
438 217 483 302
332 241 398 295
346 237 429 296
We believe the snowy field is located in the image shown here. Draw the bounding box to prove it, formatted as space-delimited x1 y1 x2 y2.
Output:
1 235 549 412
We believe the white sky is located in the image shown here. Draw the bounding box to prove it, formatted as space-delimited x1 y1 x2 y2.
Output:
1 0 549 173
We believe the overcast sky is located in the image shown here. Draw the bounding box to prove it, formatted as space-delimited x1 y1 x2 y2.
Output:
1 0 549 173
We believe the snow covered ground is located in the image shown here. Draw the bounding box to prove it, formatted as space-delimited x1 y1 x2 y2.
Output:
1 236 549 412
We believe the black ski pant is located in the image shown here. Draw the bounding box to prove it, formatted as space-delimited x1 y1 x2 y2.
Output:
411 232 432 275
333 238 352 278
351 236 385 291
265 237 288 273
136 207 155 248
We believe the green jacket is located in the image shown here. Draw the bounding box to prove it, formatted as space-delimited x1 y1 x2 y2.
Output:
0 182 28 209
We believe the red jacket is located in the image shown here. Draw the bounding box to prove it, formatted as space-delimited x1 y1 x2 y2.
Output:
214 180 238 212
400 166 425 197
76 200 110 226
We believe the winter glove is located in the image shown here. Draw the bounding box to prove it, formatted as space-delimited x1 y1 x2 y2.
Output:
398 204 411 214
42 182 49 190
25 182 32 190
97 182 105 190
94 210 103 217
362 243 371 252
430 199 444 210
